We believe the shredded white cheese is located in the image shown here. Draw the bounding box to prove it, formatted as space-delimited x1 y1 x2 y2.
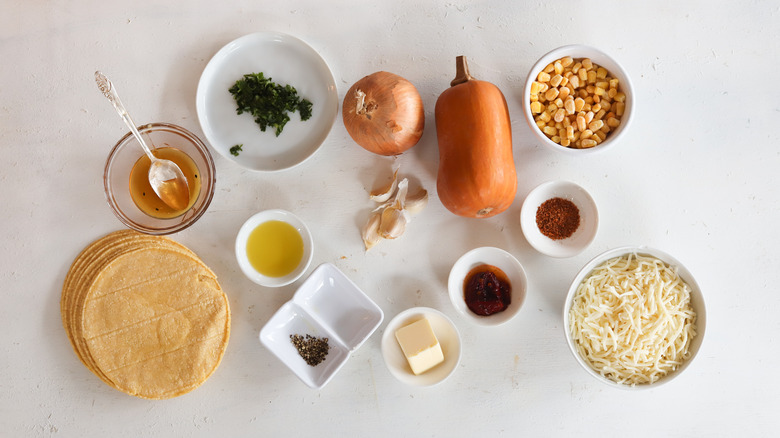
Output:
569 253 697 385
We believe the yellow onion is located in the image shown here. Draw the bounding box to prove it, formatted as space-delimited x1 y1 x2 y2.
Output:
342 72 425 156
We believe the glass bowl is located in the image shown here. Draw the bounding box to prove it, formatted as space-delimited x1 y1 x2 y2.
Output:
104 123 216 235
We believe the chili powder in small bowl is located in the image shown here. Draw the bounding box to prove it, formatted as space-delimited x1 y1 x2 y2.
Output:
520 180 598 258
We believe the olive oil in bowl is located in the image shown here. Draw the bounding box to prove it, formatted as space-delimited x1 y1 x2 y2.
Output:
246 220 304 277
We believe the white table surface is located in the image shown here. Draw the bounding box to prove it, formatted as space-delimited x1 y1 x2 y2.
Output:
3 1 779 436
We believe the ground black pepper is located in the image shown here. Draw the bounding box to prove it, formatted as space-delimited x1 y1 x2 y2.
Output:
290 334 330 366
536 197 580 240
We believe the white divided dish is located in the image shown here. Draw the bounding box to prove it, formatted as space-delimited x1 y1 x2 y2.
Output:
259 263 384 389
381 307 462 387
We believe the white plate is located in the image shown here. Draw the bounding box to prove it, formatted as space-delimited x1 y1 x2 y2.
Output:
196 32 338 171
520 180 598 258
447 247 527 326
259 263 384 389
381 307 461 387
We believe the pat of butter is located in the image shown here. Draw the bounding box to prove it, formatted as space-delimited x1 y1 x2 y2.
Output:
394 317 444 375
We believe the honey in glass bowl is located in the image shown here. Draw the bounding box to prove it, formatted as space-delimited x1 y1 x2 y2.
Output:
128 147 202 219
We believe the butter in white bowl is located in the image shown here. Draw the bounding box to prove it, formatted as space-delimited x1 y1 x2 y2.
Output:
394 317 444 375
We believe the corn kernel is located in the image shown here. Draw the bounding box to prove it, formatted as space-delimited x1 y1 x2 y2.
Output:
601 101 612 110
581 139 597 148
547 103 558 113
585 111 594 124
538 71 551 82
561 138 571 147
615 101 625 116
566 125 575 140
554 61 563 75
539 83 549 94
559 76 569 88
596 67 608 79
561 56 573 67
582 58 593 70
543 126 557 136
551 135 561 143
595 130 607 141
530 81 542 95
536 120 546 129
594 86 606 97
607 117 620 128
581 129 593 140
563 116 571 128
558 86 571 100
587 70 597 84
554 108 566 123
544 63 555 73
608 88 618 99
569 75 580 89
591 103 602 113
530 94 539 102
564 98 575 115
609 78 619 89
578 68 588 82
588 119 604 131
539 111 552 122
550 74 563 87
576 114 587 131
545 88 559 101
595 109 606 120
531 101 543 114
558 128 566 138
554 97 564 107
614 91 626 103
574 97 585 112
572 62 582 73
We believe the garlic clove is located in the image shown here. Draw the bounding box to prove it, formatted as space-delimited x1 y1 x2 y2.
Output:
362 210 383 250
370 168 399 203
404 187 428 216
379 206 407 239
392 178 409 209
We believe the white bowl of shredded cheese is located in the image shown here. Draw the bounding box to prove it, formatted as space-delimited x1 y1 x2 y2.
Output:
564 246 706 389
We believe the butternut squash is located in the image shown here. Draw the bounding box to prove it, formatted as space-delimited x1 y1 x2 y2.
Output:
435 56 517 218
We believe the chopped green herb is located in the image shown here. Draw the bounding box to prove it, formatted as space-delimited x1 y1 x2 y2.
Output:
230 144 243 156
228 72 313 137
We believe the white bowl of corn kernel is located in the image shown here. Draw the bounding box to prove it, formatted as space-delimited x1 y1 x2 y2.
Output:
523 45 634 154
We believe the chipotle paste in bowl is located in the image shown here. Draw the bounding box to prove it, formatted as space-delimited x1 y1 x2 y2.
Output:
463 264 511 316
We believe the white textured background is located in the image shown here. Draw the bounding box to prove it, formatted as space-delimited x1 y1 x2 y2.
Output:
2 1 778 436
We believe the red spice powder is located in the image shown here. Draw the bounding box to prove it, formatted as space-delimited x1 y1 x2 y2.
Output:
536 197 580 240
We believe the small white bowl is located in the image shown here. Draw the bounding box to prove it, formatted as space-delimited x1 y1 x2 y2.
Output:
235 209 314 287
381 307 461 387
520 180 598 258
563 246 707 389
523 44 635 154
260 263 384 389
447 247 527 326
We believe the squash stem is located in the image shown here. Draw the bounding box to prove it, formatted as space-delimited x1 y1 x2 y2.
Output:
450 55 474 86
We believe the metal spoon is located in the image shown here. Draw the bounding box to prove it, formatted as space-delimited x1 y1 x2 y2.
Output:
95 71 190 211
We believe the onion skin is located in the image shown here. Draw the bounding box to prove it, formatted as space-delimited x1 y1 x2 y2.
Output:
342 72 424 156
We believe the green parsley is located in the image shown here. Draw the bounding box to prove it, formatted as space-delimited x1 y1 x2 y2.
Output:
228 72 313 137
229 144 243 156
